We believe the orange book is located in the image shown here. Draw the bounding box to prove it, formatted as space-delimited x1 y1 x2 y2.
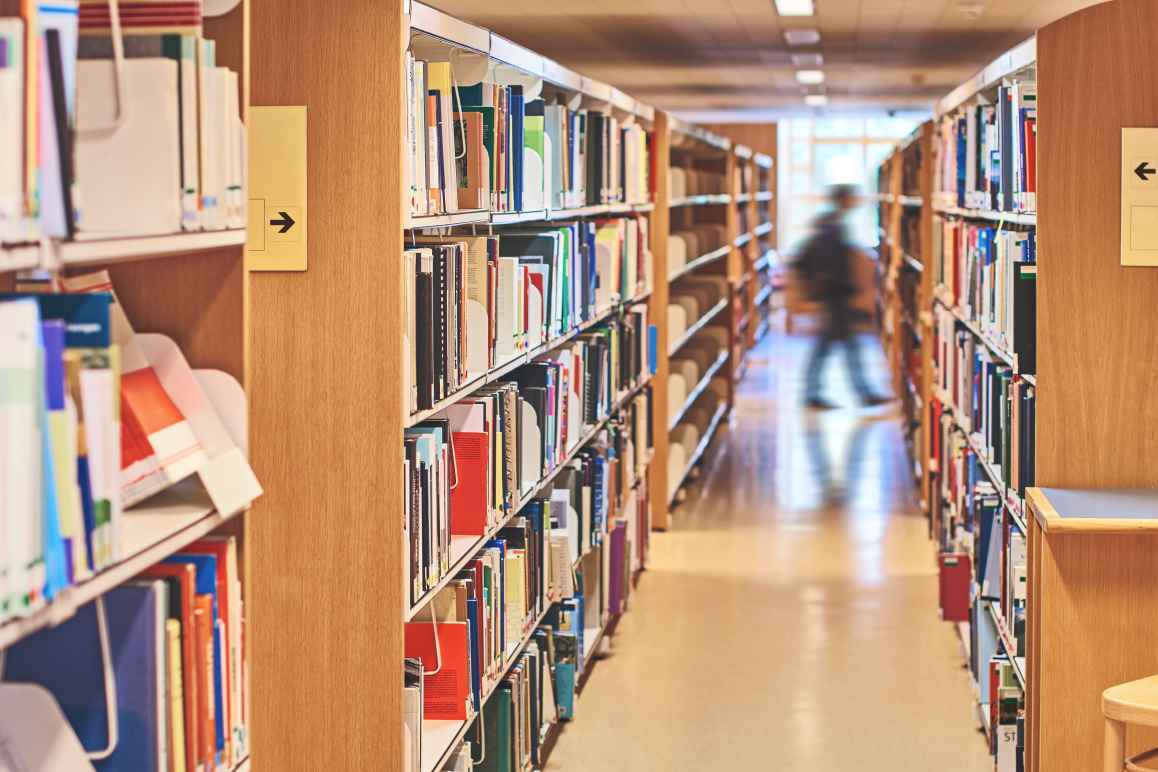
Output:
181 539 239 764
139 563 199 772
450 432 489 536
404 621 471 720
454 111 486 210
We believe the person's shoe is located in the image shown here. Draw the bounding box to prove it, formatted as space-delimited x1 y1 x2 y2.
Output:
805 397 839 411
860 393 894 408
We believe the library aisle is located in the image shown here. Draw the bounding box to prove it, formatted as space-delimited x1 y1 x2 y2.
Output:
548 332 989 771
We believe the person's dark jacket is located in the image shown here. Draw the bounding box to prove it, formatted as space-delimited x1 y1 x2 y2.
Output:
796 211 857 307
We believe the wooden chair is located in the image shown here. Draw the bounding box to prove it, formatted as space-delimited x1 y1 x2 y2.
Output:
1103 676 1158 771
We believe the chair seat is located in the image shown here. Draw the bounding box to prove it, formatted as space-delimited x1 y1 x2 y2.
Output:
1104 675 1158 726
1127 747 1158 771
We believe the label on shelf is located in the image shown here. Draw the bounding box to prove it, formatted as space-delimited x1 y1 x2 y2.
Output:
1121 127 1158 266
248 106 308 271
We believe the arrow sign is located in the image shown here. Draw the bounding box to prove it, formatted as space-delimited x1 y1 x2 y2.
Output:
1136 162 1157 182
270 211 295 233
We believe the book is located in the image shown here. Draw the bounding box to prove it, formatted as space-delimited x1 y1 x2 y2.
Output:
3 582 170 770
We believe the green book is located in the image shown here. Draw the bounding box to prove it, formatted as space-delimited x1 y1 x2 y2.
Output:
477 684 513 772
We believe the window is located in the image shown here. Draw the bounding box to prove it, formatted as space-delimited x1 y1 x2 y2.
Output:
778 116 921 255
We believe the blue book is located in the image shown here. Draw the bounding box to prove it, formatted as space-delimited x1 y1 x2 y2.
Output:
466 597 482 711
510 86 525 212
648 324 658 375
0 292 111 347
3 583 165 770
164 553 225 761
40 320 69 597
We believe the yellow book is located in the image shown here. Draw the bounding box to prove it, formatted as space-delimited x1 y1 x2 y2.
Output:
166 619 187 772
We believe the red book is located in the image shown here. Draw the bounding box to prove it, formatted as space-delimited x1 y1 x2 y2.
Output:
139 562 199 772
180 539 238 759
404 621 472 720
450 432 489 535
938 552 971 622
194 594 216 769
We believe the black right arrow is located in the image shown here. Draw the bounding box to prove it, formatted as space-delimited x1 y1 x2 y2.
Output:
270 211 295 233
1136 162 1156 182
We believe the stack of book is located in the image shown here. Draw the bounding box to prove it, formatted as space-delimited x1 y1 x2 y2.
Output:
4 534 248 771
668 168 726 200
403 216 651 413
936 77 1036 213
933 218 1036 373
667 275 729 354
932 306 1035 495
667 224 727 278
0 1 245 244
405 53 650 219
0 271 258 625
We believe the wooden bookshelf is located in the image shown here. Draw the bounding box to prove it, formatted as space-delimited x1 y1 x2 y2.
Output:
1031 2 1158 769
0 3 256 770
649 121 779 521
874 4 1158 769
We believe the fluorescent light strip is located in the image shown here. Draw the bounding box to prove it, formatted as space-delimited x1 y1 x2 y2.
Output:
774 0 815 16
783 28 821 45
791 53 824 67
804 94 828 106
795 69 825 85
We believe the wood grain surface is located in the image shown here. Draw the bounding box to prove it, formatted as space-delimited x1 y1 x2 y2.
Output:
248 0 405 768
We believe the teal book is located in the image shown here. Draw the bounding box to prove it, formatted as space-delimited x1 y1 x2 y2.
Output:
477 684 513 772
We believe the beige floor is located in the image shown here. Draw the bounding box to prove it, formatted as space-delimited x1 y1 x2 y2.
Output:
547 332 991 771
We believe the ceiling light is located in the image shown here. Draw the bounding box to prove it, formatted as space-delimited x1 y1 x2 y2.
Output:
795 69 825 85
804 94 828 107
783 28 821 46
774 0 815 16
791 53 824 68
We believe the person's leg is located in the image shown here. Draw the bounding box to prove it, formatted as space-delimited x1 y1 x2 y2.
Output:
842 331 874 400
805 315 837 404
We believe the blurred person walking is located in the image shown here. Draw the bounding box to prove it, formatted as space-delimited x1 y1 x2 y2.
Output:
794 184 891 410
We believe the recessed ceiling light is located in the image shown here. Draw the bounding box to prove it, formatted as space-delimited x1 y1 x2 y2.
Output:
784 28 821 46
804 94 828 107
795 69 825 85
956 1 986 18
791 53 824 68
774 0 815 16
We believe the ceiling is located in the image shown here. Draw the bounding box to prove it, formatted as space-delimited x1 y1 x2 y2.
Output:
425 0 1102 120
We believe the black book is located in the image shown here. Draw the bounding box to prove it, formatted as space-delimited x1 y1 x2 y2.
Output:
433 248 448 401
45 29 76 239
1013 263 1036 374
415 262 435 409
585 112 605 205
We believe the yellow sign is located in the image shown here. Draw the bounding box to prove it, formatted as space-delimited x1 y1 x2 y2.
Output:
1121 128 1158 266
247 106 307 271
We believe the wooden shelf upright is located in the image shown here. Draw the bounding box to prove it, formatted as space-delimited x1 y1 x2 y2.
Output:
649 110 674 530
248 0 405 767
1028 1 1158 769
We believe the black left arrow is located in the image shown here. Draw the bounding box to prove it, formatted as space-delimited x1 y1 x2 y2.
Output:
1136 162 1156 182
270 211 295 233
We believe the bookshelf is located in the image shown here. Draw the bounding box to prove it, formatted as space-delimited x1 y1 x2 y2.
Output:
875 121 934 502
0 0 777 766
0 2 255 771
874 3 1158 769
648 120 778 524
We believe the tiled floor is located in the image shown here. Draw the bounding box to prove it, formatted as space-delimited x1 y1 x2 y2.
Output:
546 332 990 771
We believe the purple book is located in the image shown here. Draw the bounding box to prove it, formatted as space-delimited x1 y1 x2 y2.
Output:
607 520 627 615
